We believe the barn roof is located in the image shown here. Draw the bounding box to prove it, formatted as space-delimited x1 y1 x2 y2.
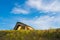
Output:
14 22 34 30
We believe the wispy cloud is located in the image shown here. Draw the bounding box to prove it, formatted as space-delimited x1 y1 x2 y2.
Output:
11 4 29 14
10 0 60 30
20 15 60 30
11 0 60 14
26 0 60 12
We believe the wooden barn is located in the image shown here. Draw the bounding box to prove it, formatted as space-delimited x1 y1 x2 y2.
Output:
14 22 34 30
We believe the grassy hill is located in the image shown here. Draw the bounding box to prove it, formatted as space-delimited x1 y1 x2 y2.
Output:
0 29 60 40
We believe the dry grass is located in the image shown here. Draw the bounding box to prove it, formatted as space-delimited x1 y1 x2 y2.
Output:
0 29 60 40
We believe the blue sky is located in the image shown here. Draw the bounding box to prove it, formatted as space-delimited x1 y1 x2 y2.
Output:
0 0 60 30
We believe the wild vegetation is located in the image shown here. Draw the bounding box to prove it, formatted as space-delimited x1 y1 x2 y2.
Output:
0 29 60 40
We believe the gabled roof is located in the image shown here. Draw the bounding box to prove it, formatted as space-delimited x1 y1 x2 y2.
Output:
14 22 34 30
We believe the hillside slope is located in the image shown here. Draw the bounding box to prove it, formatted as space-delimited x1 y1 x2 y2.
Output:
0 29 60 40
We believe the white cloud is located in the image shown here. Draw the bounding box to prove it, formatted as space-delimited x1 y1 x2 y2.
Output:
20 15 60 30
11 0 60 14
10 0 60 30
11 7 29 14
26 0 60 12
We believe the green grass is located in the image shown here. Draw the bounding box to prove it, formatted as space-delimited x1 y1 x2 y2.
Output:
0 29 60 40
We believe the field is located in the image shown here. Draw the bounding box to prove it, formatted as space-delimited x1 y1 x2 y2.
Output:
0 29 60 40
